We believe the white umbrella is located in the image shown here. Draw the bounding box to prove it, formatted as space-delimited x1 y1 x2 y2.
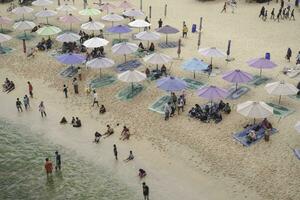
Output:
32 0 53 7
12 6 34 19
112 42 138 62
13 20 36 31
36 26 61 36
57 4 77 13
295 121 300 133
265 81 298 104
81 21 105 31
128 19 151 28
198 47 226 65
83 37 109 48
35 9 57 24
56 32 80 42
123 9 144 17
102 13 124 26
118 69 146 91
144 52 172 64
0 33 12 43
59 14 81 30
86 57 114 77
237 101 273 123
136 31 160 46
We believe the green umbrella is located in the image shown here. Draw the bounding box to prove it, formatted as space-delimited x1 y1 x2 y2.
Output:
79 8 101 16
37 26 62 36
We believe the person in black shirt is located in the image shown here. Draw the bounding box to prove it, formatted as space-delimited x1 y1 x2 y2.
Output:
142 182 149 200
16 98 23 112
55 151 61 171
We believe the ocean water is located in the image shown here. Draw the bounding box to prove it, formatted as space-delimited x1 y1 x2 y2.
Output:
0 118 139 200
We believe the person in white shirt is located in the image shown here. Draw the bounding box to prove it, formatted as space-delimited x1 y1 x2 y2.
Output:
92 90 99 107
164 102 171 120
177 97 184 114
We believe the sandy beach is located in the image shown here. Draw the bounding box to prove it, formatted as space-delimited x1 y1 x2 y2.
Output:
0 0 300 199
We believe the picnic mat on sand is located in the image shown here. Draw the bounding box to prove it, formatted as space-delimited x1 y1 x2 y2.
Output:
0 47 15 55
293 149 300 160
116 59 142 72
289 94 300 101
158 42 178 49
59 66 78 78
266 102 295 118
182 78 206 90
233 125 278 147
89 75 117 89
149 95 172 114
247 75 271 87
112 38 129 46
116 83 144 101
226 86 250 100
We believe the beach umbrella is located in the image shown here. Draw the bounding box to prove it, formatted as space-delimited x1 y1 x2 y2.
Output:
59 14 81 30
237 101 273 123
79 8 101 16
83 37 109 48
56 53 86 65
56 32 80 42
136 31 160 41
123 9 144 17
107 25 132 39
144 52 173 67
12 6 34 20
119 1 134 10
37 26 61 36
265 81 298 104
197 85 228 104
81 21 105 31
157 76 187 92
118 69 146 91
57 4 77 13
0 33 12 51
198 47 226 66
247 58 277 76
182 58 208 79
35 9 57 24
155 25 179 44
222 69 253 91
102 13 124 26
99 3 116 13
13 20 36 31
32 0 53 7
295 121 300 133
177 39 181 58
0 16 12 32
86 57 114 77
128 19 150 28
112 42 138 62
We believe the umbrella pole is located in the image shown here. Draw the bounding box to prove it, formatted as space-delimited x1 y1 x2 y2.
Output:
119 33 121 39
70 23 72 31
166 34 168 44
260 68 262 77
156 64 158 71
0 24 3 33
279 95 281 104
131 82 134 92
124 54 126 62
112 22 114 27
100 68 102 78
194 71 195 79
235 82 238 91
46 17 49 25
210 57 212 66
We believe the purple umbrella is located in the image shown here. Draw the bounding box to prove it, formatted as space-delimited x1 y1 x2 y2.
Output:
197 85 228 103
157 76 187 92
247 58 277 76
222 69 253 91
107 25 132 39
56 53 86 65
155 25 179 44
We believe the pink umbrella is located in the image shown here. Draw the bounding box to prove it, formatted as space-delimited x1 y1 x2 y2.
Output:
197 85 228 103
100 3 116 13
0 16 12 32
247 58 277 76
119 1 133 10
59 14 81 30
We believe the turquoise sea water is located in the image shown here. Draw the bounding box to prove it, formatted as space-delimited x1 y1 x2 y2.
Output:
0 118 139 200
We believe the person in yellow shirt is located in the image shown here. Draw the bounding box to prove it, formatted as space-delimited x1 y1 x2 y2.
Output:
182 24 188 38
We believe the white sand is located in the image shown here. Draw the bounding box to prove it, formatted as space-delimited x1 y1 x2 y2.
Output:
0 0 300 199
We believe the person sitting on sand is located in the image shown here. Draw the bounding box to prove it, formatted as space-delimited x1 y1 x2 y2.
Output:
73 117 81 128
218 100 226 111
261 118 272 130
103 125 114 138
99 105 106 114
94 131 102 143
71 117 76 125
124 150 134 162
120 126 130 140
161 64 167 76
145 68 150 78
60 117 68 124
31 25 41 33
223 103 231 114
2 78 10 91
247 130 257 143
5 81 15 93
139 168 147 178
138 42 145 51
149 43 155 52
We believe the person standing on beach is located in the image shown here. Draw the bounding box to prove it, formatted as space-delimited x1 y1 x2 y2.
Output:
77 67 82 81
27 81 33 98
44 158 53 177
296 51 300 65
142 182 149 200
286 48 292 62
72 78 79 94
39 101 47 117
290 9 295 20
158 18 163 28
92 90 99 107
113 144 118 160
55 151 61 171
259 6 265 18
23 95 30 110
270 8 275 19
221 2 227 13
182 24 188 38
63 84 68 98
16 98 23 112
164 102 171 120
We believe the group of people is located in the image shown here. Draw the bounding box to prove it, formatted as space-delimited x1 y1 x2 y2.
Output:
60 116 82 127
138 42 155 52
145 64 168 80
44 151 62 177
164 92 186 120
189 100 231 123
36 37 53 51
285 48 300 64
245 118 273 143
62 41 87 54
259 1 295 22
2 78 15 93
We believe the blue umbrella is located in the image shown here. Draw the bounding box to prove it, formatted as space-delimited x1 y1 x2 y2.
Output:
182 58 208 78
157 76 187 92
107 25 132 39
56 53 86 65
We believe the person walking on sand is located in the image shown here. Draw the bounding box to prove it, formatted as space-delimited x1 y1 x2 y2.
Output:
77 66 82 81
270 8 275 19
44 158 53 177
259 6 265 18
296 51 300 65
39 101 47 117
221 2 227 13
72 78 79 94
23 95 30 110
142 182 149 200
63 84 68 98
263 10 268 21
286 48 292 62
182 24 188 38
113 144 118 160
27 81 33 98
55 151 61 171
158 18 163 28
16 98 23 112
92 90 99 107
290 9 295 20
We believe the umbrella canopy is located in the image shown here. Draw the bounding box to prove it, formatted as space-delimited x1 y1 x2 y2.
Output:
136 31 160 41
83 37 109 48
0 33 12 43
119 1 133 10
86 57 115 69
237 101 273 119
247 58 277 76
157 76 187 92
12 6 34 15
102 13 124 22
265 81 298 103
32 0 53 6
13 20 36 31
79 8 101 16
123 9 144 17
56 53 86 65
295 121 300 133
107 25 131 33
56 32 80 42
0 16 12 25
223 69 253 90
156 25 179 34
144 53 172 64
198 47 226 65
118 69 146 83
59 14 81 24
81 21 105 31
37 26 61 36
197 85 228 101
35 9 57 18
99 3 116 13
128 19 151 28
182 58 208 72
57 4 77 12
112 42 138 55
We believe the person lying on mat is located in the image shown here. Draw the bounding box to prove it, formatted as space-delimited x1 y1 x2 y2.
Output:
261 118 272 130
247 130 257 143
223 103 231 114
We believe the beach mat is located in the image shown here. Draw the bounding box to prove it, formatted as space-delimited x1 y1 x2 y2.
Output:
59 66 78 78
116 59 142 72
149 95 171 114
0 29 12 34
266 103 295 118
226 86 250 100
182 78 206 90
233 125 278 147
289 94 300 101
247 75 271 87
116 83 144 101
0 47 15 55
293 149 300 160
158 42 178 49
112 38 128 46
47 49 63 57
89 75 117 89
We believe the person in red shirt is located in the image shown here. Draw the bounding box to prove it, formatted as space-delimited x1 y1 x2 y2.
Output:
27 81 33 98
44 158 53 176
